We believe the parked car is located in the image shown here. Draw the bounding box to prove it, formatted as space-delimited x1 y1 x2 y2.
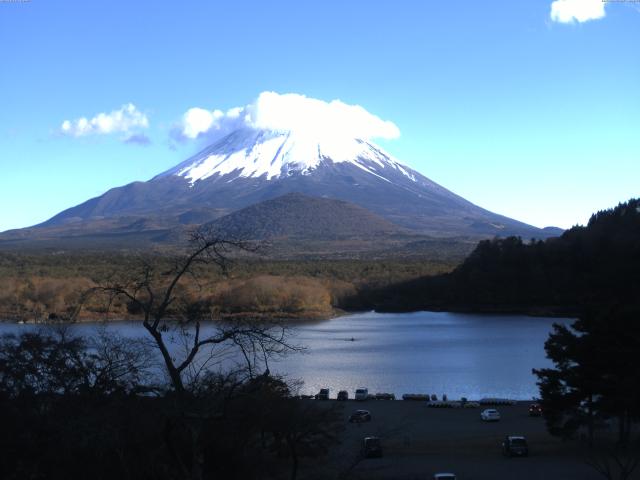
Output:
315 388 330 400
528 403 542 416
337 390 349 401
362 436 382 458
349 409 372 423
434 474 457 480
480 408 501 421
502 435 529 457
374 392 395 400
355 388 369 401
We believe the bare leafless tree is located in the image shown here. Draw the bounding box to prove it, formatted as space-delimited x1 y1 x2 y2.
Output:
94 227 301 393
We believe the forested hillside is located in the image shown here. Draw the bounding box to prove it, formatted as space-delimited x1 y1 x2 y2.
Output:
356 199 640 315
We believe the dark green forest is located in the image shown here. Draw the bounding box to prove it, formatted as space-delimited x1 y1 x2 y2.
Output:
355 199 640 316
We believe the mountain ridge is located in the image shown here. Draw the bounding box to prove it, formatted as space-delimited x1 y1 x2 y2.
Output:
3 127 561 249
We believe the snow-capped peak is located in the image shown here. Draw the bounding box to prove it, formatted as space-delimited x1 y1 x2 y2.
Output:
161 128 417 185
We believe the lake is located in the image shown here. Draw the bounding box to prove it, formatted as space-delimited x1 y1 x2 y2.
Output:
0 311 571 400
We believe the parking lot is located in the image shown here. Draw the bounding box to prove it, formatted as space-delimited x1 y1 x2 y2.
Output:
303 400 610 480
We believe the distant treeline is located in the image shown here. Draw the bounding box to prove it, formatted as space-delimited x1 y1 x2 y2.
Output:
353 199 640 315
6 199 637 322
0 254 454 322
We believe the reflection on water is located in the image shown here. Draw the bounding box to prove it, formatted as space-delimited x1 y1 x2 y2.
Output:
0 311 571 400
281 311 572 400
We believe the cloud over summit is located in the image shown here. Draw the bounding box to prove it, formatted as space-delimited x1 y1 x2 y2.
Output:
175 92 400 143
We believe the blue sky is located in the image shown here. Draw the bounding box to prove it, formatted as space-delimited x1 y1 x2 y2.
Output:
0 0 638 232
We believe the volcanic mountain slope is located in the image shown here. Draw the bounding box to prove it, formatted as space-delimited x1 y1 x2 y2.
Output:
208 192 403 240
10 127 557 243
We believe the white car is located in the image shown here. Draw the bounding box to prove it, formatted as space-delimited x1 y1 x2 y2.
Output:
434 474 456 480
355 388 369 401
480 408 501 421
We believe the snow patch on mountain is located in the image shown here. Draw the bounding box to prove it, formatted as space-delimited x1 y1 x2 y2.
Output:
163 128 417 185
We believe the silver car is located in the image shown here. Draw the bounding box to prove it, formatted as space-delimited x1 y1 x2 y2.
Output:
480 408 501 421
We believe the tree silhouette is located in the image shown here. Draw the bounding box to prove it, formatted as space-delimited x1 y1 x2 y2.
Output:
534 305 640 447
96 227 301 393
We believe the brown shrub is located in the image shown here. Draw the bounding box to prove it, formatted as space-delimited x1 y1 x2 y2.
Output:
215 275 332 315
0 276 96 321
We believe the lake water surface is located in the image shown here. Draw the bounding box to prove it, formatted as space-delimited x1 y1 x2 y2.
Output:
0 311 572 400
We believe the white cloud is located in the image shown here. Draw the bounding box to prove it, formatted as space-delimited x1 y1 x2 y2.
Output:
550 0 606 23
174 92 400 142
180 107 224 139
60 103 149 137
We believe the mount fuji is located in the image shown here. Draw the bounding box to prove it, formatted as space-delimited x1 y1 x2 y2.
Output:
3 127 559 250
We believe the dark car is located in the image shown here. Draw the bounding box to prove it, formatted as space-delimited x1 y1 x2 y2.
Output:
349 409 372 423
315 388 330 400
502 435 529 457
362 436 382 458
337 390 349 401
528 403 542 416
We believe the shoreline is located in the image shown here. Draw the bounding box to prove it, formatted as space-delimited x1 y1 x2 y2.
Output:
372 303 580 318
0 308 348 325
1 306 576 325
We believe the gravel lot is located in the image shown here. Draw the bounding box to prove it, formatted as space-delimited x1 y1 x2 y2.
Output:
302 400 612 480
